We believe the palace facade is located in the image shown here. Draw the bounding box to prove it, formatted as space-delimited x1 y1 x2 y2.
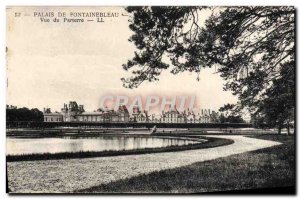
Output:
160 107 219 123
43 101 220 123
44 102 129 123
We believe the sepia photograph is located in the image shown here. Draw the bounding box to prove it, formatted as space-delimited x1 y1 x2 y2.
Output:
5 5 295 194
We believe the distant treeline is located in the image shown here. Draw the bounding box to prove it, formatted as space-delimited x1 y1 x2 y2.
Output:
6 106 43 122
219 115 245 124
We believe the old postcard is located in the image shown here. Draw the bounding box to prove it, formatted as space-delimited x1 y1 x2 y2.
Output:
6 6 295 194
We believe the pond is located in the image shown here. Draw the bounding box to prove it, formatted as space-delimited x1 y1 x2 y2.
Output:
6 136 204 155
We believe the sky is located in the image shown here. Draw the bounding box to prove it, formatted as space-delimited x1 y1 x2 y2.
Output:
6 6 237 113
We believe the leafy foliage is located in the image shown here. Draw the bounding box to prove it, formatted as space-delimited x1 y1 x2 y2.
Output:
218 103 245 123
122 6 295 129
254 60 295 132
6 106 43 122
219 114 245 124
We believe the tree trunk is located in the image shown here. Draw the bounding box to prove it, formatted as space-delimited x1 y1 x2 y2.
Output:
287 121 291 135
278 125 282 135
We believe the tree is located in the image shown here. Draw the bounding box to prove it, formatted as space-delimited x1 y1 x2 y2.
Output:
219 103 245 124
6 106 43 122
251 115 268 129
219 113 245 124
254 60 295 134
219 103 236 116
122 6 295 133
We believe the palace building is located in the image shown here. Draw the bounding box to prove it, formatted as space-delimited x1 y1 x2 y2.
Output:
43 101 219 124
43 108 63 122
159 106 219 124
131 106 149 122
44 102 129 123
161 107 186 123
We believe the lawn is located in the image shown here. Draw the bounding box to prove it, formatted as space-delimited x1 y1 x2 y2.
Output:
77 134 295 194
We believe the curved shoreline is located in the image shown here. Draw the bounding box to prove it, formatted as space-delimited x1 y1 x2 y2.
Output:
6 135 232 162
7 135 282 193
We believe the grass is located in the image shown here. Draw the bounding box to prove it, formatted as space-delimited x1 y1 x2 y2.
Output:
6 136 233 162
77 134 295 194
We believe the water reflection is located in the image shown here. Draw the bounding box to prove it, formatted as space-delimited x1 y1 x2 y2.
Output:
6 136 201 155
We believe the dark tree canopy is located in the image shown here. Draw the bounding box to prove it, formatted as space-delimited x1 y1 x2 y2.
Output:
219 114 245 124
6 106 44 122
254 60 295 133
122 6 295 130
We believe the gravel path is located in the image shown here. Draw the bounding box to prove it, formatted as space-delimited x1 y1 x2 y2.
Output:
7 135 282 193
